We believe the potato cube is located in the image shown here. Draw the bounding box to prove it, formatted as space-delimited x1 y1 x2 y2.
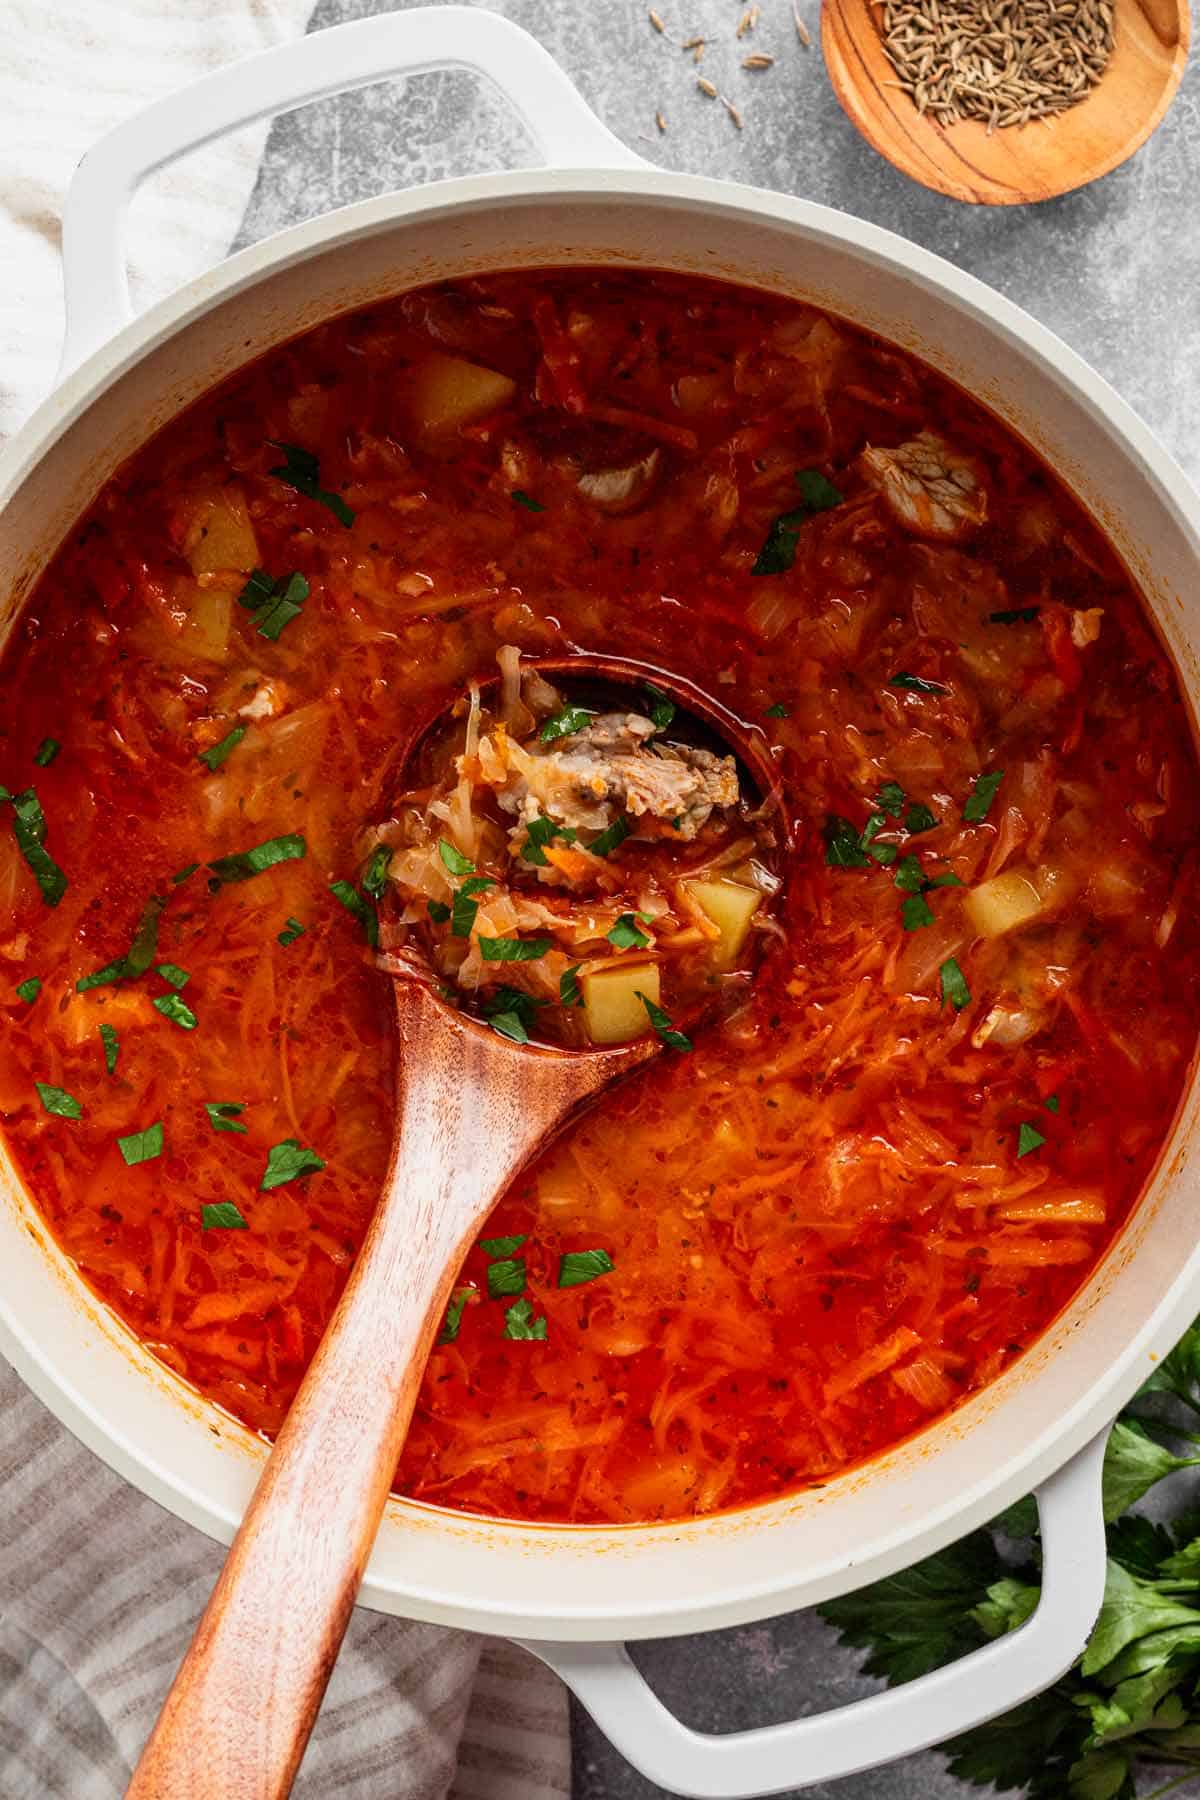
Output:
582 961 661 1045
964 870 1043 940
405 352 517 437
684 878 761 966
184 487 258 576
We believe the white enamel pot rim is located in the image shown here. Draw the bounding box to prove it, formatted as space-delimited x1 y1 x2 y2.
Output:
2 12 1199 1796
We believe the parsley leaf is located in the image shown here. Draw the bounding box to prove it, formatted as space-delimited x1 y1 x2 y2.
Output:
902 894 935 931
763 702 789 719
261 1138 325 1190
1017 1121 1046 1158
824 814 870 869
990 606 1040 624
198 725 246 771
752 469 843 576
521 813 577 866
15 977 40 1004
511 489 544 512
889 672 949 695
637 990 691 1052
254 572 310 642
277 916 306 946
893 853 925 894
502 1297 548 1341
860 813 897 866
361 846 393 899
480 987 544 1044
33 737 60 767
237 568 275 610
876 780 905 820
964 769 1006 823
329 879 378 948
117 1122 163 1166
480 1235 527 1257
99 1023 119 1074
1044 1094 1061 1114
202 1201 248 1231
940 957 971 1011
172 863 200 885
267 440 354 526
905 802 938 834
608 913 650 950
588 816 630 858
487 1257 526 1300
642 682 676 731
540 706 593 744
208 834 306 885
153 993 197 1030
76 894 166 991
479 935 552 963
558 1249 614 1288
438 839 474 877
155 962 190 991
205 1102 247 1135
437 1288 471 1344
36 1082 81 1120
8 787 68 907
427 899 451 924
560 964 583 1008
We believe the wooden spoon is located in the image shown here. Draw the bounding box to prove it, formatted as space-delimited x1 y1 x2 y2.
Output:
822 0 1189 206
127 653 781 1799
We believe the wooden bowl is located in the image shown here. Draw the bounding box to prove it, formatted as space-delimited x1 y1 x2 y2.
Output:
821 0 1190 205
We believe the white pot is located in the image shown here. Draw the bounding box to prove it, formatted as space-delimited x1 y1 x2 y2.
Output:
2 13 1198 1795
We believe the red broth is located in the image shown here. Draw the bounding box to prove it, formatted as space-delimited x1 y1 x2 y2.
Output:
2 270 1198 1525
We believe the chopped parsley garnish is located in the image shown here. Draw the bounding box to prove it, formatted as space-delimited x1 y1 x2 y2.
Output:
487 1257 526 1300
889 672 949 695
15 977 40 1004
558 1249 614 1288
153 993 197 1030
824 814 870 869
560 964 583 1008
198 725 246 771
521 813 577 866
438 839 474 877
172 863 200 885
202 1202 248 1231
893 854 925 894
33 737 60 768
588 816 630 858
637 990 692 1052
540 706 593 744
902 894 935 931
237 568 275 610
608 913 650 950
117 1122 163 1167
261 1138 325 1190
99 1023 119 1075
963 769 1005 823
478 935 552 963
1017 1121 1047 1158
752 469 843 576
502 1297 548 1341
927 871 964 889
763 702 789 719
876 781 905 819
989 606 1040 624
36 1082 81 1120
511 489 544 512
76 893 166 990
451 876 496 939
8 786 68 907
940 957 971 1012
361 846 393 899
205 1102 248 1135
905 803 938 834
437 1288 471 1344
155 962 190 991
427 899 451 924
1044 1094 1061 1114
253 572 310 642
480 986 544 1044
267 441 354 527
329 880 378 948
859 813 897 866
278 916 306 946
480 1234 527 1257
642 682 676 731
208 833 306 885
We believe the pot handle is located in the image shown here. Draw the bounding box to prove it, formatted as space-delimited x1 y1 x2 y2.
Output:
521 1431 1108 1798
59 6 645 377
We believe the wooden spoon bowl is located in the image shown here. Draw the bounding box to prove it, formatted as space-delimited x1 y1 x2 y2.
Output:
821 0 1190 205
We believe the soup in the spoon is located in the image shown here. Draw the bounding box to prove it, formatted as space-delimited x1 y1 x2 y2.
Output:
2 269 1198 1524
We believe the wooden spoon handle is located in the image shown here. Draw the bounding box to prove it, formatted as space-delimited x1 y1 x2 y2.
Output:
127 984 623 1799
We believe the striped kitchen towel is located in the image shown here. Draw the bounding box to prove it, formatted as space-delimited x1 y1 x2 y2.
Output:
0 4 570 1794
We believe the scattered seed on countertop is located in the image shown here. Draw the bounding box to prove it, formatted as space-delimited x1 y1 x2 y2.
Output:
697 75 719 96
722 95 745 129
743 52 775 69
655 108 668 131
793 2 812 45
737 5 761 36
649 8 665 32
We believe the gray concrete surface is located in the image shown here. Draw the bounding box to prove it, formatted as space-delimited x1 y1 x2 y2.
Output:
233 5 1200 1796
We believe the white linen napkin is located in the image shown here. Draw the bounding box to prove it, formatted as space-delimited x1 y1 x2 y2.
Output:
0 5 570 1794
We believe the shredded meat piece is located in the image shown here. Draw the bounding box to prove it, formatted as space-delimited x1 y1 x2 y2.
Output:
470 712 739 841
859 430 987 541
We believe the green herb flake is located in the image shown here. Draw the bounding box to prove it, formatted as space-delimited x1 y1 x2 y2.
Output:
202 1201 248 1231
487 1257 526 1300
480 986 543 1044
198 725 246 772
1017 1121 1047 1158
76 894 167 991
502 1297 548 1341
637 990 692 1052
153 993 197 1031
588 816 630 858
752 469 844 576
33 737 60 768
889 672 949 695
438 839 474 877
560 964 583 1008
876 781 905 819
267 440 354 527
608 913 651 950
427 900 451 924
511 489 544 512
155 962 190 991
989 606 1040 624
481 1234 527 1257
1044 1094 1061 1114
361 845 393 899
208 834 307 885
905 803 938 834
36 1082 81 1120
277 916 306 946
642 682 676 731
9 787 68 907
927 871 964 889
255 572 310 642
117 1122 163 1167
329 880 378 948
763 702 789 719
520 813 577 866
451 876 496 939
902 894 935 931
964 769 1006 824
824 814 870 869
860 813 898 866
171 863 200 885
478 935 552 963
238 568 276 611
261 1138 325 1191
437 1288 471 1344
205 1102 247 1135
15 977 40 1004
540 706 593 744
558 1249 614 1289
893 853 925 894
99 1023 119 1074
940 957 971 1012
